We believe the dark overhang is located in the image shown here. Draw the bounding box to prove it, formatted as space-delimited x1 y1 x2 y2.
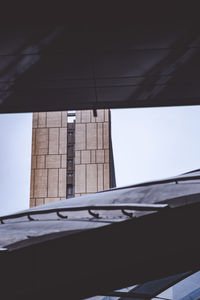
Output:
1 2 200 113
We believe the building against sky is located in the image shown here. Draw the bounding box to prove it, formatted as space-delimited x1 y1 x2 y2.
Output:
30 109 115 207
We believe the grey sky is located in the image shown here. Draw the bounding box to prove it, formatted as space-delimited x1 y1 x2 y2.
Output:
1 106 200 214
0 113 32 215
111 106 200 187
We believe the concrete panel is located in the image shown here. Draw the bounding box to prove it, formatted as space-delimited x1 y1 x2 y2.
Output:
49 128 59 154
30 170 34 198
45 198 60 204
81 110 91 123
91 150 96 163
35 128 48 155
87 123 97 149
90 109 105 123
31 155 36 169
34 169 47 198
90 110 96 123
86 164 97 193
31 108 111 207
76 111 81 123
75 164 85 193
75 123 86 150
32 129 36 155
38 112 46 127
103 123 109 149
59 169 66 197
97 123 103 149
61 155 67 168
32 112 38 128
75 151 81 164
37 155 45 169
95 109 104 122
104 109 109 122
47 111 62 127
48 169 58 197
97 164 104 191
59 128 67 154
75 193 81 197
96 150 104 163
105 149 109 163
46 155 61 168
30 198 35 207
104 163 110 190
36 198 44 206
81 150 90 164
61 111 67 127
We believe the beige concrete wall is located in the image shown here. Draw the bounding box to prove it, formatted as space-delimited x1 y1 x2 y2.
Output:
30 109 111 207
30 111 67 207
74 110 110 197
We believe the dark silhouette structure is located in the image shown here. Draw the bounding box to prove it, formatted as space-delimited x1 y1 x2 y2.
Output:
1 2 200 299
1 170 200 299
0 2 200 112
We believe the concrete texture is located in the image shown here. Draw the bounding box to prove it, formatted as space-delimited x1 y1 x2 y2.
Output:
30 109 111 206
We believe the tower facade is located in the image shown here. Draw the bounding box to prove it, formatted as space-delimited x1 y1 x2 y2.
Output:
30 109 115 207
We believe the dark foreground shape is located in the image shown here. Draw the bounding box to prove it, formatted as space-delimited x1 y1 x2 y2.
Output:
1 170 200 299
1 2 200 113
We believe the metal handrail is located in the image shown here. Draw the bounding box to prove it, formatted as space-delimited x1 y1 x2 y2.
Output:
0 203 169 223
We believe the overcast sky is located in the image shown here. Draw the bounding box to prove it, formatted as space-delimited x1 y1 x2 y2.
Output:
0 113 32 215
111 106 200 187
1 106 200 215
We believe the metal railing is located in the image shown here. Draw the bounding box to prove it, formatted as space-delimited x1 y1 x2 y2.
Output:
0 203 169 223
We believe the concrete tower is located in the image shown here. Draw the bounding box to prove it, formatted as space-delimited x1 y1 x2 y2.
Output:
30 109 115 207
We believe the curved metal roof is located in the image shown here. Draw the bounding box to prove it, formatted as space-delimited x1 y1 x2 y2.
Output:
1 169 200 249
1 170 200 299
